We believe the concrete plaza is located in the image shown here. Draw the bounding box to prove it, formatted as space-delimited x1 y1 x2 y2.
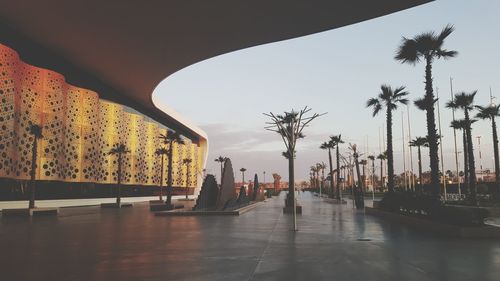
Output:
1 193 499 281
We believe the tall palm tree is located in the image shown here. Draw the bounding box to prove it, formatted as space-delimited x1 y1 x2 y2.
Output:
396 24 457 195
214 156 227 184
367 85 409 192
159 130 185 207
28 124 43 209
447 91 478 203
409 136 429 191
108 143 130 205
320 141 335 196
367 155 376 191
376 152 387 190
240 168 247 186
317 162 326 192
155 147 168 201
450 119 474 193
476 104 500 183
182 158 192 199
330 135 344 199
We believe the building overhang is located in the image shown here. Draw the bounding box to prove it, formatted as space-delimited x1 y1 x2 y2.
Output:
0 0 432 142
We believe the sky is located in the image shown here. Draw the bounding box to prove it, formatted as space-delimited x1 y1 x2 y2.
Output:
153 0 500 183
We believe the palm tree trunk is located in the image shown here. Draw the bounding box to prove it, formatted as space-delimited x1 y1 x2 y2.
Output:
166 143 174 206
159 154 164 201
362 164 366 190
29 138 37 209
386 109 395 192
117 154 122 205
424 56 441 195
418 146 423 192
380 159 383 190
335 145 340 199
465 110 477 203
220 162 224 184
371 160 375 191
286 156 295 207
491 117 500 183
463 130 469 194
327 148 334 197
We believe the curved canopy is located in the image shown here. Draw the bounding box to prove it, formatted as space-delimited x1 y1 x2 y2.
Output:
0 0 431 141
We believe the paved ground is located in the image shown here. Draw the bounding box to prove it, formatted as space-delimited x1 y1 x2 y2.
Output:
1 192 499 281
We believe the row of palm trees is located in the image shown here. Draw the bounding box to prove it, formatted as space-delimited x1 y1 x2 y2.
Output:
26 124 192 209
363 24 499 204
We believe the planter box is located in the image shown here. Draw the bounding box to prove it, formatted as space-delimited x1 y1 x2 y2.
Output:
365 207 500 238
2 208 59 218
155 202 263 216
100 203 133 208
149 200 164 204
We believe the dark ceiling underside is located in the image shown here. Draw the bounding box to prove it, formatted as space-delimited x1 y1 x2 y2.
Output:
0 0 431 141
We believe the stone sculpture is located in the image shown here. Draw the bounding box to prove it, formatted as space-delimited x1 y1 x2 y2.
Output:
216 158 237 210
193 174 219 211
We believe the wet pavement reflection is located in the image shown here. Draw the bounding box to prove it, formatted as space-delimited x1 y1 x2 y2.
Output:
1 192 499 281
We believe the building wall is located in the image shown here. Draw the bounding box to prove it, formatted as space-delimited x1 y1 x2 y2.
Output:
0 43 202 187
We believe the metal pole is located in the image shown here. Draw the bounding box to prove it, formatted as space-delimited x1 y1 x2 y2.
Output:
402 110 407 191
437 87 447 201
407 105 415 191
450 78 461 196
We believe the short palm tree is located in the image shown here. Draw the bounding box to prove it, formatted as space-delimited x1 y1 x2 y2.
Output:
367 85 409 192
330 135 344 199
28 124 43 209
155 147 168 201
214 156 227 184
447 91 478 203
317 162 326 192
450 119 475 193
240 168 247 186
376 152 387 190
182 158 193 199
108 143 130 205
396 24 457 195
476 104 500 183
359 159 368 187
309 165 318 188
320 140 335 196
159 130 185 207
409 136 429 190
367 155 376 191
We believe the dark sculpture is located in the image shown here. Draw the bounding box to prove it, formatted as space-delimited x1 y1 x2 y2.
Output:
193 174 219 211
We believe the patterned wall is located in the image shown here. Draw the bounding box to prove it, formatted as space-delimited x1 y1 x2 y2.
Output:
0 43 200 187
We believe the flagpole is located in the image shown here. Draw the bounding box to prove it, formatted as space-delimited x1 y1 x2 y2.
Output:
402 110 407 190
437 87 447 201
407 105 415 191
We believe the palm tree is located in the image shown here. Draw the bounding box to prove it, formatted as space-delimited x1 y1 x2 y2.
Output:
108 143 131 205
182 158 192 199
409 137 429 191
317 162 326 193
309 165 318 189
155 147 168 201
376 152 387 190
396 24 457 195
214 156 227 184
367 85 409 192
367 155 376 191
450 119 474 194
359 159 368 189
240 168 247 186
159 130 185 207
330 135 344 199
476 104 500 183
447 91 478 203
28 124 43 209
320 141 335 196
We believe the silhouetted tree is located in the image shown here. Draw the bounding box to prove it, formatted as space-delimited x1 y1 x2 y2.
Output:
108 143 130 205
396 24 457 195
376 152 387 190
320 140 335 196
264 107 323 231
451 119 474 193
367 155 376 191
409 136 428 191
359 159 368 188
367 85 409 192
330 135 344 199
476 104 500 184
159 130 185 207
182 158 192 199
155 147 168 201
447 92 478 203
28 124 43 209
214 156 227 184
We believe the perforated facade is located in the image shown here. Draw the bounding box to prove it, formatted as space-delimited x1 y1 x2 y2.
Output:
0 43 202 188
